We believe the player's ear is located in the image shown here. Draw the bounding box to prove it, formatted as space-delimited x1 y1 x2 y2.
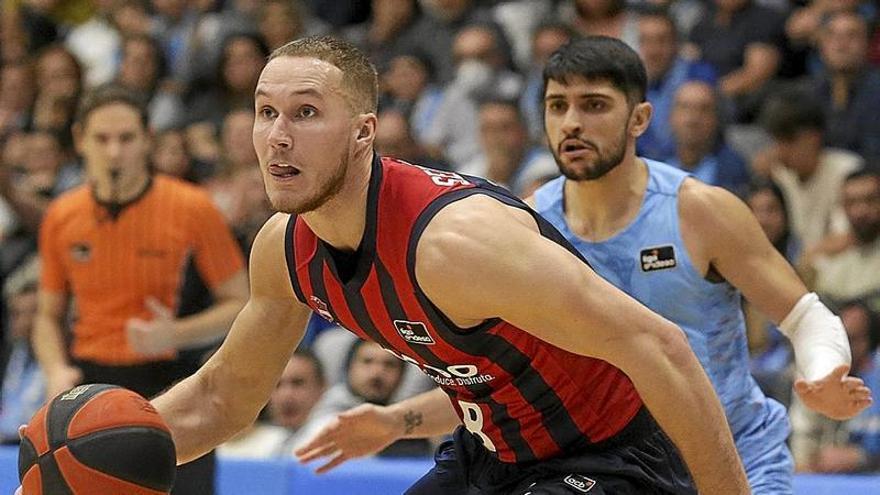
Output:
355 113 377 145
630 101 652 138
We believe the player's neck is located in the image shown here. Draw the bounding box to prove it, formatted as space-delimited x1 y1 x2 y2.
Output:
563 154 647 242
301 152 373 252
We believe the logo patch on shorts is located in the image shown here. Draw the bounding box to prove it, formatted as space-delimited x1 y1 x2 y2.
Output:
563 474 596 493
640 245 677 272
394 320 435 345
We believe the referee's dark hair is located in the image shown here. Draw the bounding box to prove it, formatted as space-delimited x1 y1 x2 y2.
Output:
75 84 149 130
543 36 648 106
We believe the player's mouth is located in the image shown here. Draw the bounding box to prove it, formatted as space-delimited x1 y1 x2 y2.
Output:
560 139 596 160
268 162 301 181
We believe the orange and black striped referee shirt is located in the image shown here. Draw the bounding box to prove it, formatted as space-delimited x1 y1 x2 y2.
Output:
39 175 245 365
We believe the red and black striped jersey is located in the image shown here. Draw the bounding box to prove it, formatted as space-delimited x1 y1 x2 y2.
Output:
285 155 643 463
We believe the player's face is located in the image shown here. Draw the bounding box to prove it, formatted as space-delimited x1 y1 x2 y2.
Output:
544 77 643 181
268 356 325 429
75 103 151 189
347 343 403 405
253 56 357 214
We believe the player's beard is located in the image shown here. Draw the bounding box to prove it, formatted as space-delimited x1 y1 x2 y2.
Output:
270 140 350 215
552 126 628 182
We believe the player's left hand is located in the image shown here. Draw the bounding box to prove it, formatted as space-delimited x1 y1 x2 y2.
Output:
125 297 176 356
795 365 873 420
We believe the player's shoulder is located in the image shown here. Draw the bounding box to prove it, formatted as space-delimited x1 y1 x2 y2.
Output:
678 177 752 234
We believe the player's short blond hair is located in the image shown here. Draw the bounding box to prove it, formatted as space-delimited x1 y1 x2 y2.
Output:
269 36 378 115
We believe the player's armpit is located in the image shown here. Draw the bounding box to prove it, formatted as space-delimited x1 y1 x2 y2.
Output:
152 214 311 464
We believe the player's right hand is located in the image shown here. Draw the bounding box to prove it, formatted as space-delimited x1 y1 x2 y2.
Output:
294 403 401 474
46 365 83 399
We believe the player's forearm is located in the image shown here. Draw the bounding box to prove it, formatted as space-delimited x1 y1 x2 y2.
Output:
171 296 246 350
385 387 460 439
629 330 749 494
151 367 254 464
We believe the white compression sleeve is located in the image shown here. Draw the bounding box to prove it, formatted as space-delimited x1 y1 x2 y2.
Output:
778 292 852 382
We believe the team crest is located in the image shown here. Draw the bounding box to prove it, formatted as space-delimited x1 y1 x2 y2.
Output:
308 296 334 322
639 245 677 272
70 242 91 262
394 320 435 345
563 474 596 493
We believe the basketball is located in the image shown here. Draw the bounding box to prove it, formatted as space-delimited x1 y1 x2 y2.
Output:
18 384 176 495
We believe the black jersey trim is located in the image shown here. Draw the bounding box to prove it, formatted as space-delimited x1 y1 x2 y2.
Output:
318 153 383 290
284 215 307 305
308 251 342 325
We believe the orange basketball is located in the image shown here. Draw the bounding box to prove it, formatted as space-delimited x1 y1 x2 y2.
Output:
18 384 176 495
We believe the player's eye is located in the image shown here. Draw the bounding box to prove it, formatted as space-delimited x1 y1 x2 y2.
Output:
296 106 317 119
259 106 277 119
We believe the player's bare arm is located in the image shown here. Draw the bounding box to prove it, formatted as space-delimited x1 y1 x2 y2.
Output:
680 180 872 419
415 194 749 494
295 387 459 473
152 214 311 463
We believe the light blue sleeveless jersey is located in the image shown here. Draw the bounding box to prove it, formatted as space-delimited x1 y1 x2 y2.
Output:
534 160 793 493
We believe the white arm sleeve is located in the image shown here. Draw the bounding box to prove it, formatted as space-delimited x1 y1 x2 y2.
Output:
778 292 852 382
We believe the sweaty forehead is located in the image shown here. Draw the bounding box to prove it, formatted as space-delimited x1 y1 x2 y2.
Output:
256 56 345 99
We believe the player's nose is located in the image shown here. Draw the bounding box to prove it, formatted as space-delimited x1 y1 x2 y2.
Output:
267 116 293 149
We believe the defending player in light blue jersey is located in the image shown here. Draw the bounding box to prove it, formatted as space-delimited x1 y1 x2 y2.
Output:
294 37 872 494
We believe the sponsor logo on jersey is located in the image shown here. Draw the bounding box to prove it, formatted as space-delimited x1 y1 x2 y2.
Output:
394 320 435 345
383 348 496 387
563 474 596 492
640 245 677 272
416 166 470 187
70 242 92 262
308 296 334 322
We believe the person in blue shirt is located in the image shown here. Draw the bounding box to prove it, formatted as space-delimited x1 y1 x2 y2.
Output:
295 37 872 495
665 80 751 197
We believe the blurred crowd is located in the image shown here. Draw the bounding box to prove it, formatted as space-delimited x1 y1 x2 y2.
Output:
0 0 879 476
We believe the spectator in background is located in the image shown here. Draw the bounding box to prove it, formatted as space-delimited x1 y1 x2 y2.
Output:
520 22 573 143
150 0 200 85
342 0 423 69
151 127 213 184
186 33 268 130
64 0 121 88
0 60 36 137
790 300 880 473
407 0 492 83
115 34 185 131
219 349 326 458
666 81 751 196
374 109 449 171
637 10 716 161
379 50 444 146
259 0 323 52
745 182 800 407
31 45 82 141
299 340 431 458
688 0 785 122
0 130 75 238
33 86 248 494
760 91 863 248
810 169 880 302
562 0 640 49
423 22 521 168
812 11 880 162
0 257 44 443
459 97 556 196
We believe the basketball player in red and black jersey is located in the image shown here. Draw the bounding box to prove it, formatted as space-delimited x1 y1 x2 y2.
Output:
150 36 748 494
